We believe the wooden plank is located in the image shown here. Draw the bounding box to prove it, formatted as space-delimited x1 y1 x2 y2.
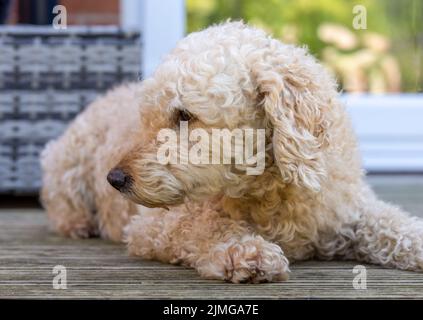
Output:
0 175 422 299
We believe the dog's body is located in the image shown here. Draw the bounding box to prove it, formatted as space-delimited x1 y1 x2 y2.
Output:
41 84 140 241
41 22 423 283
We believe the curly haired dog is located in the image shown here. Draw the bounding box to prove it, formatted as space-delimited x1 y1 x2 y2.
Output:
41 22 423 283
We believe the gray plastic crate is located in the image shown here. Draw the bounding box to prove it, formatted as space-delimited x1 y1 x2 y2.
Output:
0 26 141 194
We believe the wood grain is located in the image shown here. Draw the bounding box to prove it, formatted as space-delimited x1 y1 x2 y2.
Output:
0 175 422 299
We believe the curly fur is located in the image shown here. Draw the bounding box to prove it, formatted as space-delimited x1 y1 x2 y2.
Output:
41 22 423 283
41 84 141 240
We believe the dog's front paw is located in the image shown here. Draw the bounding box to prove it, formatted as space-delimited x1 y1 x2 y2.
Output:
197 236 290 283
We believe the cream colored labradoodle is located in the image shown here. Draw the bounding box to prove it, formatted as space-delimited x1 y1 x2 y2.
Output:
41 22 423 283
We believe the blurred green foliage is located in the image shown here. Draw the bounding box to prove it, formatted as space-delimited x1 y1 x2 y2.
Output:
187 0 422 93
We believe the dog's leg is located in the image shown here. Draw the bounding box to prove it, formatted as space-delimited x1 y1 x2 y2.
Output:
125 206 290 283
41 188 99 239
94 193 138 242
350 199 423 271
316 196 423 271
41 140 100 239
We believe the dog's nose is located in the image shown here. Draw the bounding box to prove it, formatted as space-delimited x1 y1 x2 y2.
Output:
107 168 129 191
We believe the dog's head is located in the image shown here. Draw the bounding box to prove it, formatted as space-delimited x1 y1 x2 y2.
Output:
107 22 336 208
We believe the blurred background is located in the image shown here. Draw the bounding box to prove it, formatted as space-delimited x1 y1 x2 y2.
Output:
1 0 421 92
187 0 422 94
0 0 422 200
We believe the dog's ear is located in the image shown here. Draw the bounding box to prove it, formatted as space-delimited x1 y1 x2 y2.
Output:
252 44 332 192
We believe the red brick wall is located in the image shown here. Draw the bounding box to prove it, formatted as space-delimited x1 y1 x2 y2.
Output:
59 0 120 25
5 0 120 25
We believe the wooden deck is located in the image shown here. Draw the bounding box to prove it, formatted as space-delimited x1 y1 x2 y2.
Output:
1 175 422 299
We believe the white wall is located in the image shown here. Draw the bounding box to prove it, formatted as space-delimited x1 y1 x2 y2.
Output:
344 94 423 172
120 0 186 78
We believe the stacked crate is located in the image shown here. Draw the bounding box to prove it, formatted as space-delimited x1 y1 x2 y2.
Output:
0 26 141 193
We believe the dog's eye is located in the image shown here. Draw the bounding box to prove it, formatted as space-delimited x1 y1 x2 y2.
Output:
179 109 192 122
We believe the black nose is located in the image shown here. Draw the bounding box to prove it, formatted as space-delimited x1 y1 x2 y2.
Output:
107 168 130 191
